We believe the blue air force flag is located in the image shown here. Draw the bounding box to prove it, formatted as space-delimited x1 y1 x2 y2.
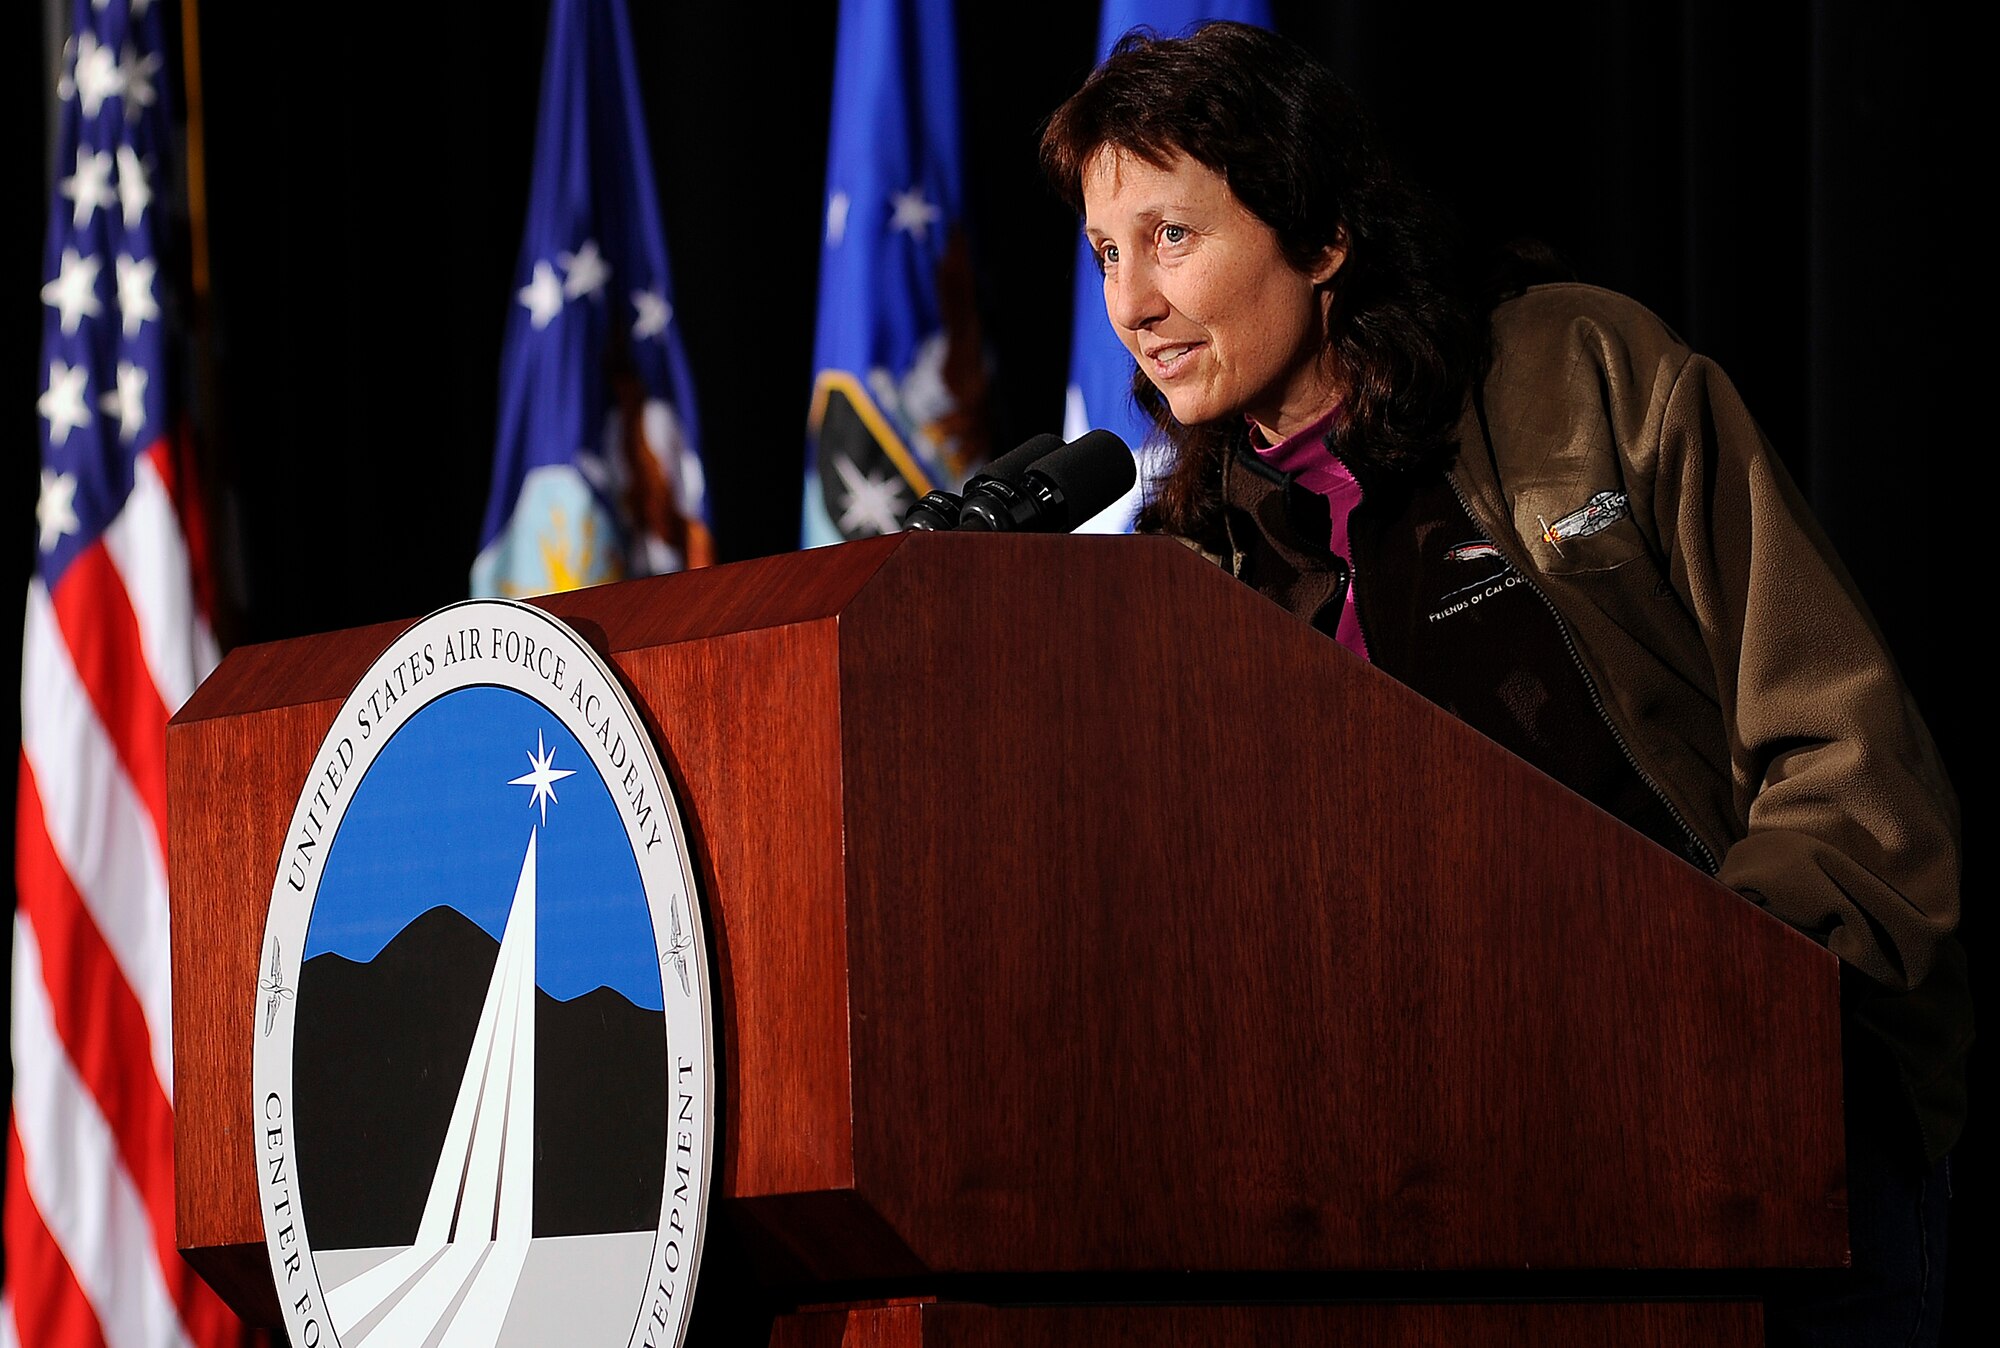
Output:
801 0 988 547
473 0 711 598
1064 0 1275 533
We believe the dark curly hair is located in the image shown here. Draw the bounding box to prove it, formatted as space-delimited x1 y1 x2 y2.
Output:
1040 22 1484 536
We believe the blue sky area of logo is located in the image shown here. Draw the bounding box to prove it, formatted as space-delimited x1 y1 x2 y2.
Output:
302 683 664 1010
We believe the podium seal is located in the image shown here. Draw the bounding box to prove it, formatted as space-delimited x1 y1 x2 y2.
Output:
252 599 715 1348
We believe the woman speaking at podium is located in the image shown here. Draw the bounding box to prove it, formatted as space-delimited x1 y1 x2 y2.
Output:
1041 22 1964 1346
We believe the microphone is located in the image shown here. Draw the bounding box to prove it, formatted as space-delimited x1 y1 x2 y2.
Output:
902 433 1064 531
954 430 1135 534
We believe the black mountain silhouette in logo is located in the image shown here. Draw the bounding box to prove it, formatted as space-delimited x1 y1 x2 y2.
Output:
293 904 669 1251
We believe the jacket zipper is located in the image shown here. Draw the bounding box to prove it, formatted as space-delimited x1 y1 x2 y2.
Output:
1340 540 1374 660
1322 446 1375 660
1325 556 1359 647
1441 474 1720 875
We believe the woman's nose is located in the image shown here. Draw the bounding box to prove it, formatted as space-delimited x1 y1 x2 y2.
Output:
1105 261 1168 332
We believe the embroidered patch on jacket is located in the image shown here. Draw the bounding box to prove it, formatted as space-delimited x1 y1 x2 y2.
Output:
1428 539 1521 623
1540 491 1629 545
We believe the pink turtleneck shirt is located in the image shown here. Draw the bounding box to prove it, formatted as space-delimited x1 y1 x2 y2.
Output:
1250 408 1370 662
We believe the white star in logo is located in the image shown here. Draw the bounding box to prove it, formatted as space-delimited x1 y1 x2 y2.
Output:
518 260 564 329
888 187 942 240
38 362 91 447
100 360 148 444
833 455 909 536
826 189 851 247
631 289 671 340
115 254 158 338
62 147 116 228
118 42 161 122
116 145 151 227
41 248 103 335
508 729 578 825
37 469 81 553
71 32 123 119
559 239 610 300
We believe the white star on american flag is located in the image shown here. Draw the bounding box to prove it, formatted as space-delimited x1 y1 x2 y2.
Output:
41 248 102 335
116 254 158 338
38 361 92 447
117 41 162 122
71 31 123 118
100 361 148 444
36 469 81 553
61 148 116 228
116 144 151 227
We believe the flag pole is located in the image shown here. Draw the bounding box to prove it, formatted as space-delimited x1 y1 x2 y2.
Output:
180 0 211 302
176 0 237 646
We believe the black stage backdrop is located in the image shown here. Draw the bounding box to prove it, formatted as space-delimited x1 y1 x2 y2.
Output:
3 0 1981 1333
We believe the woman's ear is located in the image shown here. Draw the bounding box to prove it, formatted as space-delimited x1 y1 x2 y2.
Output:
1310 237 1348 286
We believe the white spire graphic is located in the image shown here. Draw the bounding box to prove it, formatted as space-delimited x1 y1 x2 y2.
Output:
325 829 541 1345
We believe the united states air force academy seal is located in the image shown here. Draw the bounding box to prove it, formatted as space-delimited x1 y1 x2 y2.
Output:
253 599 714 1348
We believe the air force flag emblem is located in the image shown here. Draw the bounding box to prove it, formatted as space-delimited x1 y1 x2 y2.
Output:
254 599 715 1348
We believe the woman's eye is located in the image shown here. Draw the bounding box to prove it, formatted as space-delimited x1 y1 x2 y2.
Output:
1098 242 1119 268
1160 224 1188 245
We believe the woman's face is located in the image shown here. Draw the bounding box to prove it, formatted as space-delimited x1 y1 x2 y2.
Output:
1082 147 1344 442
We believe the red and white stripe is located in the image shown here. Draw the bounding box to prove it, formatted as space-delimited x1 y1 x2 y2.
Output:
7 438 249 1347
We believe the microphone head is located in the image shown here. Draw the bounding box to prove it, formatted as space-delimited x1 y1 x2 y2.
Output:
963 432 1063 494
1023 430 1136 532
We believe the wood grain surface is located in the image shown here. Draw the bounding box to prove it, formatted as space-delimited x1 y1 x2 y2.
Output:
825 533 1842 1278
167 532 1844 1327
767 1300 1761 1348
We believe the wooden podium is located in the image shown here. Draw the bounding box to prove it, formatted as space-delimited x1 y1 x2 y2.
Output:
166 533 1846 1343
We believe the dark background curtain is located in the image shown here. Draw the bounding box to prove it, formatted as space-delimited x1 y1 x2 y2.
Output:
3 0 1979 1327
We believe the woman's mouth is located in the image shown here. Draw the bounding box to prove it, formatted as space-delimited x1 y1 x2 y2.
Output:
1145 341 1203 377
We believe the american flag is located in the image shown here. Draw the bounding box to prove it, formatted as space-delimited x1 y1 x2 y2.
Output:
7 1 247 1344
